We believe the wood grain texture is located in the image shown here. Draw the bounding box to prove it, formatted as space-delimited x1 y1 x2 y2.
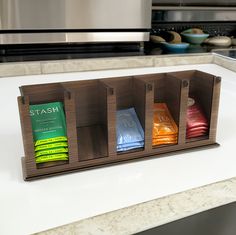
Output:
18 70 221 180
64 91 79 164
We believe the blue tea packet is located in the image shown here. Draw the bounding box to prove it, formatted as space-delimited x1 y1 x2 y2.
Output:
116 107 144 152
117 141 144 152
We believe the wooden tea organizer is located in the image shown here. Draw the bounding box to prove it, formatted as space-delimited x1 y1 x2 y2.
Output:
18 70 221 181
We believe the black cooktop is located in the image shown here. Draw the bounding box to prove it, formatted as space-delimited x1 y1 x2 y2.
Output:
0 43 145 63
212 49 236 60
0 42 234 63
136 202 236 235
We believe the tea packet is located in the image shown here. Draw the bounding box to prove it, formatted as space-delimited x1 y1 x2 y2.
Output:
30 102 67 146
35 147 68 157
153 103 178 146
35 136 67 147
36 153 69 164
116 107 144 152
35 142 68 151
186 98 208 139
30 102 69 163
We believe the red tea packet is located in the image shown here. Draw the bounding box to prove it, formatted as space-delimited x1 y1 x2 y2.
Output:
186 98 208 139
187 105 208 129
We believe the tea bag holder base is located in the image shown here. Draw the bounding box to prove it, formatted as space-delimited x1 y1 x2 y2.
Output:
21 143 220 181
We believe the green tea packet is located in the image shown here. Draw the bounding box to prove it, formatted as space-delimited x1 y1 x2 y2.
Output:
35 142 68 151
36 153 69 164
29 102 67 146
35 147 68 157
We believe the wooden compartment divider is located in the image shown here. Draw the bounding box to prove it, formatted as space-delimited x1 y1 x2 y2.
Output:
99 82 117 158
134 77 154 152
63 91 78 164
18 70 221 180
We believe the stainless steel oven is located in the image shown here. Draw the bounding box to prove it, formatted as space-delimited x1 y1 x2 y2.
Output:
152 0 236 22
0 0 152 44
153 0 236 6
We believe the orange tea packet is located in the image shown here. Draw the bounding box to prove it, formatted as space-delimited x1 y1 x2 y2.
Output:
153 135 178 145
153 136 178 141
153 133 177 138
152 103 178 146
153 140 177 146
153 103 178 136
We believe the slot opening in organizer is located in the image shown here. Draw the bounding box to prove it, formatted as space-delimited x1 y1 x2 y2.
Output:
102 76 146 154
138 73 182 148
169 70 216 143
186 71 214 142
63 80 111 161
19 83 70 169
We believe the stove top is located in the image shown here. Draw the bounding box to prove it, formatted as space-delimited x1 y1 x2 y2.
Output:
0 42 235 63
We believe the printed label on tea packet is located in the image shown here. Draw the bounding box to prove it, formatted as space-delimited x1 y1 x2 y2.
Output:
29 102 67 146
30 101 69 163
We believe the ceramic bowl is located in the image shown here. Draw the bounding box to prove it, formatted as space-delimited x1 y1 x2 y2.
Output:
161 42 189 53
181 33 209 44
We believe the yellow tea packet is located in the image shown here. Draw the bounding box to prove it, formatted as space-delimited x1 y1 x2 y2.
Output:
36 153 69 164
35 142 68 151
35 136 67 147
35 147 68 157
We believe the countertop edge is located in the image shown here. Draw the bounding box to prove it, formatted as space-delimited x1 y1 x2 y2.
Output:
0 53 235 78
2 53 233 78
35 176 236 235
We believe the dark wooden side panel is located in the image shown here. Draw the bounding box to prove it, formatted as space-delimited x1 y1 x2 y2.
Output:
18 96 36 173
208 76 221 142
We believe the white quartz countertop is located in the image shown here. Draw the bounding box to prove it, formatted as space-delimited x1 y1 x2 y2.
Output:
1 63 236 235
